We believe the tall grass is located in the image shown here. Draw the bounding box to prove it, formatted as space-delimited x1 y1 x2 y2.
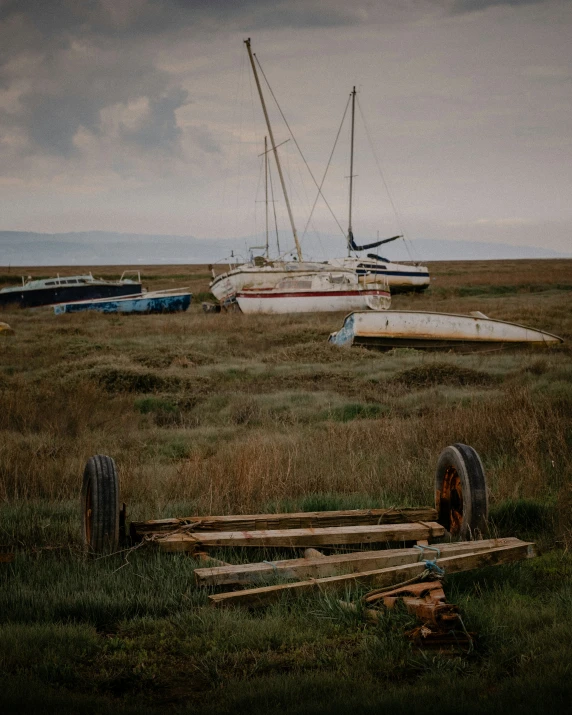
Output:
1 260 572 712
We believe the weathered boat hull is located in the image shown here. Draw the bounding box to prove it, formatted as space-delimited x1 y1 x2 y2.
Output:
329 311 563 350
0 282 142 309
328 258 430 293
236 288 391 314
210 263 343 303
53 291 191 315
211 260 427 302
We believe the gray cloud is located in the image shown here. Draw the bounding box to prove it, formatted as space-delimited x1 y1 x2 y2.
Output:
0 0 570 254
450 0 546 13
0 1 368 161
119 87 189 153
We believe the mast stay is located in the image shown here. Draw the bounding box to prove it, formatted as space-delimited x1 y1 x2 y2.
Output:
245 38 303 261
346 86 402 254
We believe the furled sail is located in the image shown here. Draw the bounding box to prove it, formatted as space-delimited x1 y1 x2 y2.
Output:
348 231 402 252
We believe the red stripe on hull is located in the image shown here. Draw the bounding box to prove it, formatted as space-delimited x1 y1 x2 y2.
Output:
237 290 390 299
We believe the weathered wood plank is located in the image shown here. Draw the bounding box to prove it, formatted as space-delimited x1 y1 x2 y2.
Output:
132 507 438 535
304 548 325 559
209 541 535 608
194 538 522 587
157 522 445 552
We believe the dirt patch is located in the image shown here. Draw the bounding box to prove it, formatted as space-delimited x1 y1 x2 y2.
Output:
392 362 496 388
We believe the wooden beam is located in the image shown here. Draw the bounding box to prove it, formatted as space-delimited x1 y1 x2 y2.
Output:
131 506 438 536
209 541 535 608
157 522 445 552
304 548 325 559
194 538 522 587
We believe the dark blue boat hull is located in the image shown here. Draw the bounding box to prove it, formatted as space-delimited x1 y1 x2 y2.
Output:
0 283 142 309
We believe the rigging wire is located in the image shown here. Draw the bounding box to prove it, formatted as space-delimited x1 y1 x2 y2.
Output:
232 50 248 246
254 53 346 237
356 94 417 262
252 149 265 251
220 47 246 249
300 93 352 250
267 151 281 254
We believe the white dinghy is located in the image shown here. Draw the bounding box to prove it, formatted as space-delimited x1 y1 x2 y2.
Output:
329 311 563 350
236 274 390 314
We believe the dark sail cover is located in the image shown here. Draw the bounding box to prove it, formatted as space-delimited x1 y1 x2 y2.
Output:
348 231 402 252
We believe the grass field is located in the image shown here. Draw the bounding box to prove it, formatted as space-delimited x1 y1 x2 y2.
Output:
1 259 571 713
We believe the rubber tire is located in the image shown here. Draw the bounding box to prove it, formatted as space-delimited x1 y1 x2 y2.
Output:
435 444 488 540
82 455 120 553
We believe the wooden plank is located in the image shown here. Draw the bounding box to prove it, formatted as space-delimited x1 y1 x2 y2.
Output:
194 538 522 587
132 506 438 535
304 548 325 559
209 541 535 608
157 521 446 552
197 553 230 567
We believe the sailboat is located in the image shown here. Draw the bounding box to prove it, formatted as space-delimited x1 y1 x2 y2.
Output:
327 87 430 293
210 40 389 313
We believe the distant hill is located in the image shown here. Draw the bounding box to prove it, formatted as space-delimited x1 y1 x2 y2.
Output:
0 230 568 266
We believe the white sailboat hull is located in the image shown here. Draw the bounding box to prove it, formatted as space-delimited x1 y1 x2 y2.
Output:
329 310 563 349
210 263 344 303
237 288 391 314
236 272 390 315
210 259 429 303
328 258 430 292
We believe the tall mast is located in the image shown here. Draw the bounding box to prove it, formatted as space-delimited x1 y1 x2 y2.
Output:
245 38 303 261
264 136 269 258
348 86 356 257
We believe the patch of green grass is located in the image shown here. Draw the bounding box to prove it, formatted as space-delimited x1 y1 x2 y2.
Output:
326 402 388 422
489 499 554 538
0 550 207 629
135 396 178 415
0 500 80 550
393 362 496 389
195 291 216 303
434 283 572 298
93 367 185 393
266 492 383 513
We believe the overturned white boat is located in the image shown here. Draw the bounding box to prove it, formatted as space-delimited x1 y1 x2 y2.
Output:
329 310 564 350
237 273 390 314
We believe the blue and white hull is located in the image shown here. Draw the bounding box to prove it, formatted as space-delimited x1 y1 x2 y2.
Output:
53 290 191 315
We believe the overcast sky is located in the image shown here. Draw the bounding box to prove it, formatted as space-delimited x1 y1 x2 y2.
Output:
0 0 570 257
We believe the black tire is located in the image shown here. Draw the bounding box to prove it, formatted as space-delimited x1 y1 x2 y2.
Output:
435 444 488 540
82 455 120 553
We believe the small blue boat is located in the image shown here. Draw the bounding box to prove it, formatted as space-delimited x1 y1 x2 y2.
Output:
53 290 191 315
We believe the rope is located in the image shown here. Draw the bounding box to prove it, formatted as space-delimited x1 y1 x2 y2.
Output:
423 560 445 577
413 543 441 560
262 560 278 571
363 570 433 603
